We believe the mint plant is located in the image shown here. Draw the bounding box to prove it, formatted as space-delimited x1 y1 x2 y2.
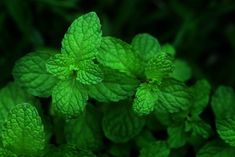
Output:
0 11 234 157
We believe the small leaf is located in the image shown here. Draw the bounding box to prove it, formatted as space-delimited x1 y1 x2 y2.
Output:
157 79 191 113
133 83 158 116
88 67 139 102
102 102 145 143
139 141 170 157
216 116 235 147
76 60 103 85
131 33 161 62
211 86 235 119
46 53 74 80
13 51 58 97
190 80 211 116
145 53 174 82
0 82 36 126
167 125 186 148
97 37 142 76
61 12 102 60
52 79 88 118
1 103 46 156
161 43 176 56
171 59 191 82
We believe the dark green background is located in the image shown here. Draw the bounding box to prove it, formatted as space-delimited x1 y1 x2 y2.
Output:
0 0 235 88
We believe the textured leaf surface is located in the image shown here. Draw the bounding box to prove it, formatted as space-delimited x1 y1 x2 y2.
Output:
88 67 139 102
197 140 235 157
0 147 17 157
216 116 235 146
167 125 186 148
133 83 158 116
190 80 211 116
102 103 145 143
131 33 161 62
76 60 103 85
97 37 142 76
171 59 191 82
211 86 235 119
145 53 174 82
65 106 102 151
0 82 36 126
186 119 211 139
139 141 170 157
52 79 88 118
46 53 74 80
13 51 58 97
1 103 46 156
61 12 102 60
157 79 191 113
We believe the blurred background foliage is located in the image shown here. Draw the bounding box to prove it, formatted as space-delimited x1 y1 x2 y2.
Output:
0 0 235 88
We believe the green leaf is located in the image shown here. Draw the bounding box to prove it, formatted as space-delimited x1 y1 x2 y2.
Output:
1 103 46 156
197 140 235 157
167 125 186 148
186 119 211 139
87 67 139 102
0 82 36 127
145 53 174 82
157 79 191 113
46 53 74 80
161 43 176 56
52 79 88 118
190 80 211 116
139 141 170 157
131 33 161 62
97 37 142 76
65 106 102 151
171 59 191 82
76 60 103 85
12 51 58 97
133 83 158 116
0 147 17 157
216 116 235 147
61 12 102 60
102 102 145 143
211 86 235 119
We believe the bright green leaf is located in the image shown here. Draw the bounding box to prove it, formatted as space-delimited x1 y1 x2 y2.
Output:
12 51 58 97
46 53 74 80
139 141 170 157
0 82 36 127
102 102 145 143
133 83 158 116
190 80 211 116
1 103 46 156
97 37 142 76
61 12 102 60
216 116 235 147
211 86 235 119
0 147 17 157
161 43 176 56
87 67 139 102
131 33 161 62
157 79 191 113
52 79 88 118
76 60 103 85
171 59 191 82
145 53 174 82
